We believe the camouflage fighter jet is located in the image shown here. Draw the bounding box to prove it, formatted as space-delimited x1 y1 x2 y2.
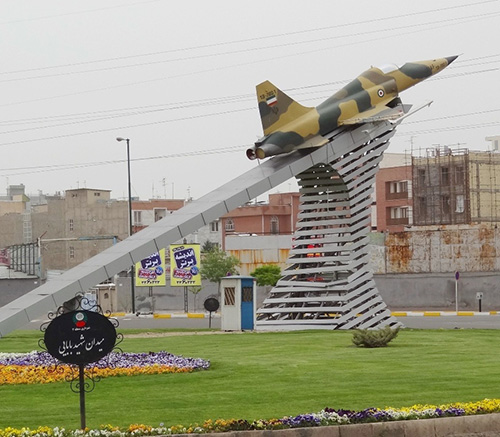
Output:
246 56 458 160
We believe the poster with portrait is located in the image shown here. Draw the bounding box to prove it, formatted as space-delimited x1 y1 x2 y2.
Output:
170 244 201 286
135 248 166 287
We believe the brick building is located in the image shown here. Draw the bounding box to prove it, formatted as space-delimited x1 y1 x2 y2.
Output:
373 153 413 232
131 198 185 233
221 192 301 248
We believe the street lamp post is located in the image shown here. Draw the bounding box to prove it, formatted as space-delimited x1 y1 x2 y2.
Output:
116 136 135 313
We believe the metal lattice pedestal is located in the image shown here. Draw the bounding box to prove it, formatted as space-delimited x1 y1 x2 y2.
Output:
256 127 402 330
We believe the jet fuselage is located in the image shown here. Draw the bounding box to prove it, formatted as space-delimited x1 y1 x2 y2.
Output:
247 56 458 160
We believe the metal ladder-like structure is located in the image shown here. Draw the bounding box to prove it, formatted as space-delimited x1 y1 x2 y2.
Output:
256 127 401 330
0 119 399 338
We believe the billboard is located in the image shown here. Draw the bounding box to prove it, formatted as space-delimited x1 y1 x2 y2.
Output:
135 248 166 287
170 244 201 286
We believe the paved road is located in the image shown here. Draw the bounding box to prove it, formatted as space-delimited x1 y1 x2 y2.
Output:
21 314 220 332
397 314 500 329
20 312 500 331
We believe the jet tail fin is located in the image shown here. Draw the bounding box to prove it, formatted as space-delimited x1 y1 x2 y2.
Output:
256 80 313 135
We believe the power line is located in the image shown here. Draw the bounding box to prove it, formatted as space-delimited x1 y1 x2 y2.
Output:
1 55 499 128
2 10 499 86
398 121 500 137
0 107 253 147
0 145 249 176
1 1 496 76
2 115 499 176
0 65 497 139
1 8 499 109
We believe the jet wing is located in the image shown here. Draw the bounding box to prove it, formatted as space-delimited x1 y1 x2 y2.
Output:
295 135 330 150
340 103 412 125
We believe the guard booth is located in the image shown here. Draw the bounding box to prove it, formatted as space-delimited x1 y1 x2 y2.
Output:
220 276 256 331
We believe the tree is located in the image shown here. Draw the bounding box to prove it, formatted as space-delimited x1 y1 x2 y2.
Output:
188 286 203 311
201 240 218 253
200 247 240 288
250 264 282 287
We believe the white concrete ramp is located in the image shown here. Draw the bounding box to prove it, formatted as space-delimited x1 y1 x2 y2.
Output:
0 121 397 338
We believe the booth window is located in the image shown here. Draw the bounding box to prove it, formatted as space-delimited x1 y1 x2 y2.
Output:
242 287 253 302
224 287 235 305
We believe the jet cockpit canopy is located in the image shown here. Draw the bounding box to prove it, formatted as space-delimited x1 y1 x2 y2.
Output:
376 63 400 74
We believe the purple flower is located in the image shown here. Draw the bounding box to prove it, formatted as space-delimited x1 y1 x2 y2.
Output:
0 351 210 371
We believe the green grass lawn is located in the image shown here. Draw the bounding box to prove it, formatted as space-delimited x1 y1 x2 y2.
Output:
1 328 500 430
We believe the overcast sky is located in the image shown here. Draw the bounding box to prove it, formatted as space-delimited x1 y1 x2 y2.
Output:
0 0 499 202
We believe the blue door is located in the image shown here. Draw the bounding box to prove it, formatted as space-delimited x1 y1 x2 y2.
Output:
240 279 254 330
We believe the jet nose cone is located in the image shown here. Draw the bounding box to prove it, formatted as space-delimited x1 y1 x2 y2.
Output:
446 55 459 65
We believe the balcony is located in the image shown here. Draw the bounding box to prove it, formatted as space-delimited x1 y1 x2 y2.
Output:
386 217 409 226
386 191 409 200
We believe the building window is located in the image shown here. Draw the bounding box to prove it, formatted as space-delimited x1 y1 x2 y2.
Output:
270 216 279 234
225 218 234 232
154 208 167 222
390 207 407 219
456 194 465 213
210 220 219 232
455 166 464 185
133 211 142 226
386 180 409 200
441 166 450 185
388 207 410 222
94 192 101 197
69 219 74 231
389 181 408 193
417 197 427 216
442 195 451 215
417 169 426 186
69 246 75 259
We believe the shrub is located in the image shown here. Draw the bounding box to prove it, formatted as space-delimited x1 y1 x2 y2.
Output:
352 326 400 348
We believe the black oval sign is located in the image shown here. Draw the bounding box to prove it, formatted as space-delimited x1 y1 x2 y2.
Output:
44 310 117 365
204 297 220 313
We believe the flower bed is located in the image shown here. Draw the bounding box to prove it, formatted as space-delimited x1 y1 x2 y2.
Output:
1 399 500 436
0 351 210 385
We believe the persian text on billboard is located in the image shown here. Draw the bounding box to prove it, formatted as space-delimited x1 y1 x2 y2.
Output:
170 244 201 286
135 248 166 287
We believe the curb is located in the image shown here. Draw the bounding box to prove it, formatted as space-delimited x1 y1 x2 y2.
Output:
172 413 500 436
111 312 221 319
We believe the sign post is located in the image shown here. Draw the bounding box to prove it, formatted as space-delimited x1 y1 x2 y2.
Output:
204 297 220 329
476 292 484 312
78 364 86 429
43 309 117 429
